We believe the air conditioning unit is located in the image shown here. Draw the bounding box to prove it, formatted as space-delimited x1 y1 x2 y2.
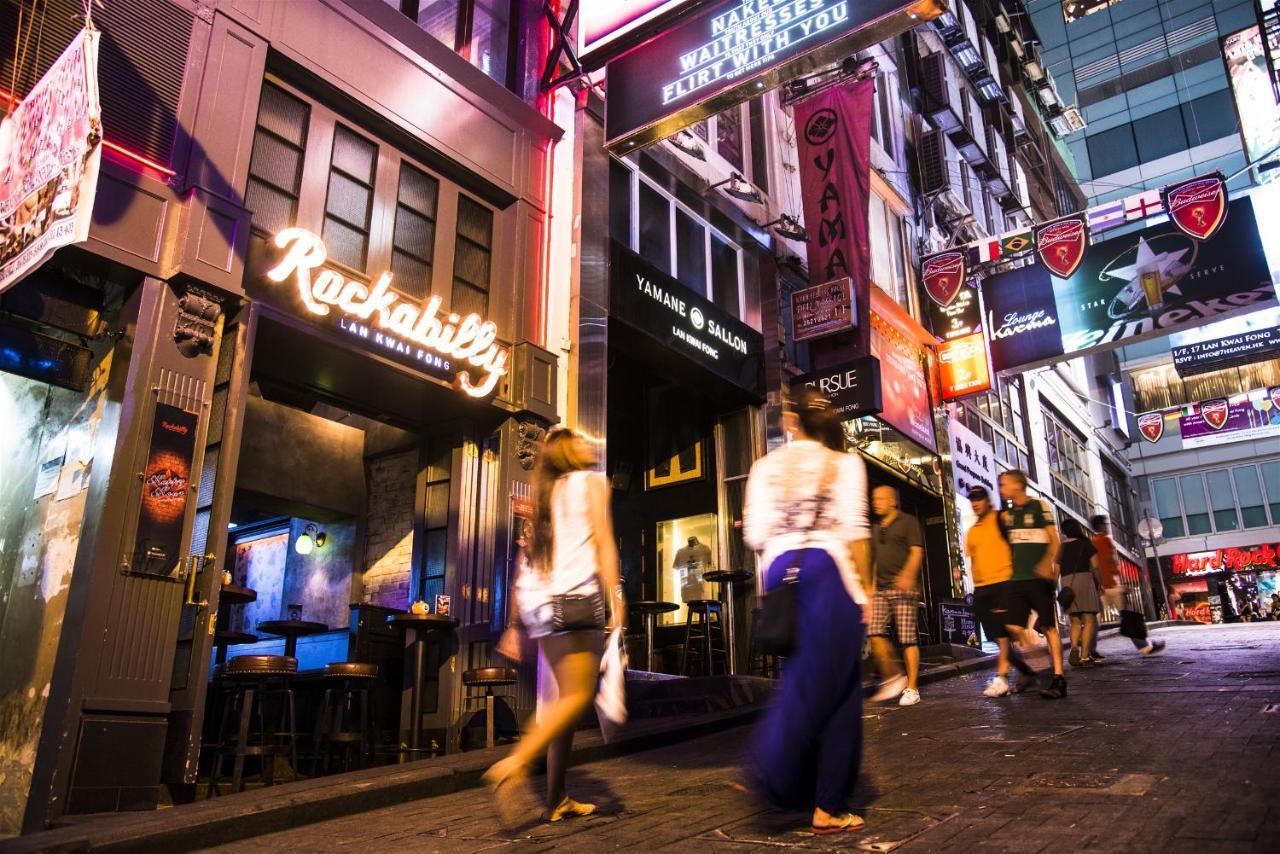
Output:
1025 60 1044 81
918 127 949 195
995 6 1011 33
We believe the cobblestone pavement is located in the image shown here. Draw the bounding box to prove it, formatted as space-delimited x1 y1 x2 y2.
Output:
205 623 1280 853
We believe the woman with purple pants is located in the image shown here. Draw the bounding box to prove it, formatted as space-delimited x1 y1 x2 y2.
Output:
743 387 873 835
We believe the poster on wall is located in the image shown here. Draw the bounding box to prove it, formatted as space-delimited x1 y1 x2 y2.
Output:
982 197 1275 372
133 404 199 576
871 314 935 452
1178 388 1280 448
947 417 997 594
0 29 102 294
1223 26 1280 184
791 277 855 342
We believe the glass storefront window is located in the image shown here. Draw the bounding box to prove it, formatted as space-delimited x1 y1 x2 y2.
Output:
638 181 672 275
1263 461 1280 523
1206 469 1240 532
1179 474 1211 535
656 514 718 625
676 209 707 295
1152 477 1185 539
1234 466 1268 528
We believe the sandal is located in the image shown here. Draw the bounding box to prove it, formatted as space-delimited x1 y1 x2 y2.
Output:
547 797 597 822
483 760 533 829
809 814 865 835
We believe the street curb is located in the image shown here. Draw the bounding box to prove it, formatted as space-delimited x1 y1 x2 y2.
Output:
3 656 999 854
1096 619 1204 639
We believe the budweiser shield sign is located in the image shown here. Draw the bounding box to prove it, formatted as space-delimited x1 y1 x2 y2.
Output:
795 77 874 356
1034 215 1088 279
0 30 102 293
1201 398 1230 430
921 251 966 307
1163 175 1228 241
1137 412 1164 443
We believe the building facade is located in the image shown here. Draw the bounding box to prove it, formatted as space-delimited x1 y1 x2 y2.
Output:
1030 0 1280 621
1 0 561 831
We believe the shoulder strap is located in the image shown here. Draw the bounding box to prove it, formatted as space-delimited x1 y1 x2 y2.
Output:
995 508 1011 542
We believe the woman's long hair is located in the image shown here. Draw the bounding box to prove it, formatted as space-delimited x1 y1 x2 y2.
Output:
789 385 847 452
528 428 593 574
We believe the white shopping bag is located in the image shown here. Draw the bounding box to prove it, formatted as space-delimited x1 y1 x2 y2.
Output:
596 628 628 741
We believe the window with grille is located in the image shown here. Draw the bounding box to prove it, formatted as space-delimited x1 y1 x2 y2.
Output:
960 375 1030 477
246 83 310 235
391 162 440 299
452 196 494 316
323 124 378 270
1102 460 1137 552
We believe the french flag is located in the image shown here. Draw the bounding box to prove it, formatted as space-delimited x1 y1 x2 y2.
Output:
968 238 1001 265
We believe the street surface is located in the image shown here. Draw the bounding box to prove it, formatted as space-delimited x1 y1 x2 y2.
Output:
206 623 1279 852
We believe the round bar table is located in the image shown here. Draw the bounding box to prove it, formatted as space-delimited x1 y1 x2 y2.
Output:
630 601 679 672
387 613 458 755
703 570 754 675
257 619 328 658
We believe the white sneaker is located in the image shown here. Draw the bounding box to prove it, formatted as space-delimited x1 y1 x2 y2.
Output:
898 688 921 706
871 674 908 702
983 675 1010 698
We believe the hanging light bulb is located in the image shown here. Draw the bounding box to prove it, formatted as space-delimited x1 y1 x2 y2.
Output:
295 523 324 555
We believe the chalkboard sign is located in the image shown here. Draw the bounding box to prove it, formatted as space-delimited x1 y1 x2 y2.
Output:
938 602 980 649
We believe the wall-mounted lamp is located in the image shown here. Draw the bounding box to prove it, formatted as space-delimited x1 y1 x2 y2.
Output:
669 129 706 160
295 523 326 555
706 173 763 204
759 213 809 242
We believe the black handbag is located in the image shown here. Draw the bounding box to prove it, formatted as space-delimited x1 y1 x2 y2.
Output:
550 585 607 632
1119 608 1147 641
753 458 838 658
756 567 800 656
1057 585 1075 610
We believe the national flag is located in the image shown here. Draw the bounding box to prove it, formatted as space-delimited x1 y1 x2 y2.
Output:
1000 230 1034 257
1087 199 1125 234
968 238 1002 265
1124 189 1163 221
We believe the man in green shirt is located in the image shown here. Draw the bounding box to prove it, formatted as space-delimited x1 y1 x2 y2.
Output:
998 469 1067 699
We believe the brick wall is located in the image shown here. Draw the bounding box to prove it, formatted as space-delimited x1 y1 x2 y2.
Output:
363 449 418 609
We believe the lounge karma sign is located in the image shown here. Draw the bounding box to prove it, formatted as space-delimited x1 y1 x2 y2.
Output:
0 29 102 293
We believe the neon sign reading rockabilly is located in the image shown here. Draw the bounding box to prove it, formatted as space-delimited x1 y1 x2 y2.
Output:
267 228 508 398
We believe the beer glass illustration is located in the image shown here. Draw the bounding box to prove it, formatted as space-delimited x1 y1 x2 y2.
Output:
1140 270 1164 310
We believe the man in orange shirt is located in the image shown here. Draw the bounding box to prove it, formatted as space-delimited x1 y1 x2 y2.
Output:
1091 515 1165 656
966 486 1037 697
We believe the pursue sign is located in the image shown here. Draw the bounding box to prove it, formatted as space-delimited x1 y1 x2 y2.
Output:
604 0 944 150
793 355 882 419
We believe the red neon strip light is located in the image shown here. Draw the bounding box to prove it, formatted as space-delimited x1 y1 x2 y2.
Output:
1 86 177 177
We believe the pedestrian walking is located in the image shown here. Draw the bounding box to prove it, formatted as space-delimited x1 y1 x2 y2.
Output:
1091 515 1166 656
486 427 626 826
1057 517 1101 667
964 486 1037 698
997 470 1069 699
743 387 872 835
868 486 925 706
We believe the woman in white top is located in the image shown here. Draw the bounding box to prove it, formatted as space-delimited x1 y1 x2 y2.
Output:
743 387 872 835
486 427 624 826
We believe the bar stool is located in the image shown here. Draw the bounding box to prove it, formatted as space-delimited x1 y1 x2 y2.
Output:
682 600 726 676
206 655 298 796
462 667 519 749
748 607 781 679
312 662 379 775
630 601 679 672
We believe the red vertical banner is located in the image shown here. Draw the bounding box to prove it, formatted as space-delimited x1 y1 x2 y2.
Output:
793 77 875 357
